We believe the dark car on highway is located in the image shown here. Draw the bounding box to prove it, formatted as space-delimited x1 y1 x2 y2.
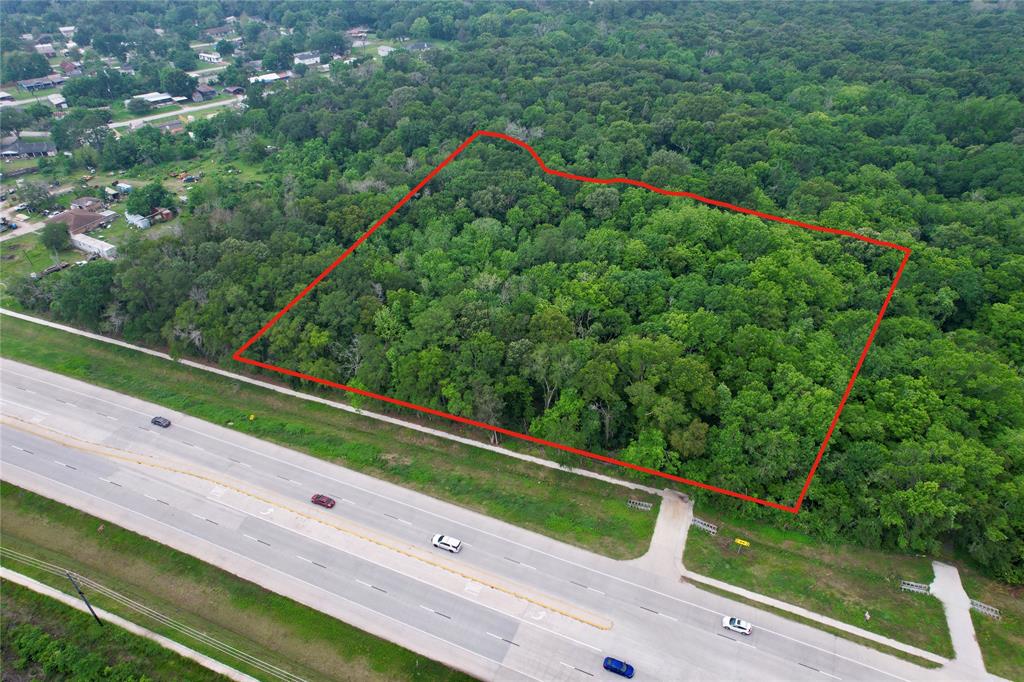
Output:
151 416 171 428
311 494 336 509
603 657 635 678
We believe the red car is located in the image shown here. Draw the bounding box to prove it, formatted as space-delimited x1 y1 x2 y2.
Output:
311 494 336 509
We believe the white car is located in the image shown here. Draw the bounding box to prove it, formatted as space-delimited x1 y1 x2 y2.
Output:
431 534 462 553
722 616 753 635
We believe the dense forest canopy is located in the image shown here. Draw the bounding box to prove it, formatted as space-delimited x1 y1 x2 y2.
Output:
8 1 1024 582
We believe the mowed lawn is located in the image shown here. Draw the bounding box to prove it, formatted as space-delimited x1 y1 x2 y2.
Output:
684 510 954 659
958 564 1024 680
0 483 469 682
0 314 659 559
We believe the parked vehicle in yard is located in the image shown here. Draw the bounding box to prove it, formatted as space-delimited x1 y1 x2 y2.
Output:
311 494 336 508
722 616 753 635
603 657 635 678
150 416 172 428
431 534 462 553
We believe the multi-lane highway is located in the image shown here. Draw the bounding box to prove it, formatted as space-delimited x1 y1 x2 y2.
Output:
0 358 958 681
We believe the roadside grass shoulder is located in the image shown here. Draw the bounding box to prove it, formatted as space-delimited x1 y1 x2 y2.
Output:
0 482 470 682
1 578 225 681
0 314 659 559
958 564 1024 680
688 581 941 669
684 510 954 658
6 86 60 101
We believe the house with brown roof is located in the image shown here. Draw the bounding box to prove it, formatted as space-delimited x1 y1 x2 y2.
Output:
47 209 116 235
71 196 103 211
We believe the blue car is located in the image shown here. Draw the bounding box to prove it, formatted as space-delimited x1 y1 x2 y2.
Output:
603 657 635 678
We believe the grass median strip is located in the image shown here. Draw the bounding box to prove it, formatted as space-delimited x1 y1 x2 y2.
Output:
1 579 228 682
958 563 1024 680
0 482 469 682
0 313 658 559
684 510 954 659
687 581 942 670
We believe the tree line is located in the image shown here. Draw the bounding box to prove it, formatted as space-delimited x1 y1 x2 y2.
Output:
10 1 1024 583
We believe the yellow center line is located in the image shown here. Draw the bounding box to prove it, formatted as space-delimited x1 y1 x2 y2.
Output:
2 415 612 630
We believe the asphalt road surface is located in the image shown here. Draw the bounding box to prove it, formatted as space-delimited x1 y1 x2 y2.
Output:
0 358 956 682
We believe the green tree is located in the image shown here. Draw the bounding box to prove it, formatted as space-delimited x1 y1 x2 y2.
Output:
159 67 197 97
40 222 71 252
126 182 173 216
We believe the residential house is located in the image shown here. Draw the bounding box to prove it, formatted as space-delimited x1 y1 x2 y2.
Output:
20 33 34 42
345 27 370 38
293 50 320 66
58 60 82 76
123 91 173 107
198 51 222 63
409 42 432 52
154 120 185 134
59 26 76 38
47 93 67 109
0 140 56 158
71 233 117 259
34 43 56 58
223 85 245 95
248 71 293 84
71 196 104 211
377 45 395 57
191 84 217 102
225 15 238 24
0 91 14 102
154 28 165 36
203 26 231 39
48 208 116 235
17 74 66 92
125 213 150 229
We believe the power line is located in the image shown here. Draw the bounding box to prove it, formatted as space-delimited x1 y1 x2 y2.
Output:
0 547 306 682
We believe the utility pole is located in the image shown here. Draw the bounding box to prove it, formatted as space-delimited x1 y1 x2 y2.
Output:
65 571 103 626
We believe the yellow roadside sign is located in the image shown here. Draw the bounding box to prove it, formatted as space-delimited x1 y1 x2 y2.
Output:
734 538 750 547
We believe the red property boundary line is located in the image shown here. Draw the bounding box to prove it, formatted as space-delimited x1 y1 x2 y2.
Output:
233 130 912 513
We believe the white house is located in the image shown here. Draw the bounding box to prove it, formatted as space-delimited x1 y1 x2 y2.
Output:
123 91 173 107
377 45 395 57
59 26 76 38
198 51 222 63
293 50 320 66
47 93 67 109
248 71 293 84
71 233 118 259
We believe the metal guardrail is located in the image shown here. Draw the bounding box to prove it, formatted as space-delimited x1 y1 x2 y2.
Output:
691 518 718 535
970 599 1001 620
0 547 306 681
627 499 653 511
899 580 931 594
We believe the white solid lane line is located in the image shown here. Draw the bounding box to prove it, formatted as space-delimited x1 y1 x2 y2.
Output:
6 371 922 680
204 494 605 652
0 462 547 682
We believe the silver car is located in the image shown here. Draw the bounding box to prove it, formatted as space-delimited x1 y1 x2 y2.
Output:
722 616 753 635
